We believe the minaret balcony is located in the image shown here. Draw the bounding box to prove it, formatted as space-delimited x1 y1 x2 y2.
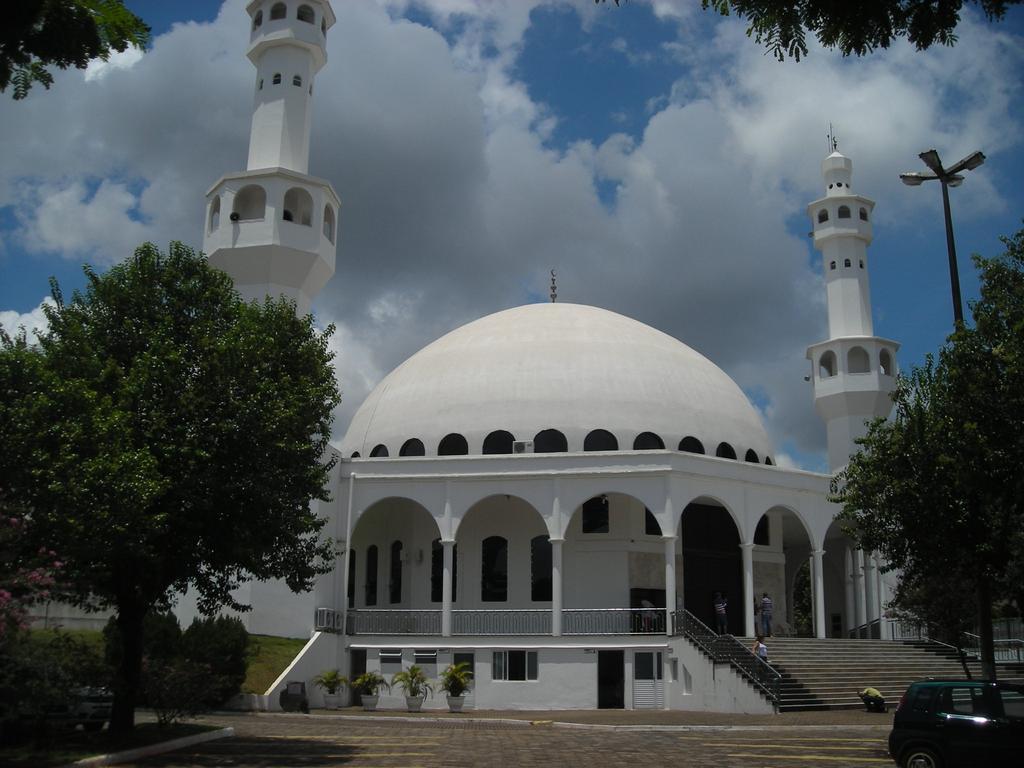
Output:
247 1 334 69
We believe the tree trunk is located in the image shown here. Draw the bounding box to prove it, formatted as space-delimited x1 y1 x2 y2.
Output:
977 578 997 681
109 604 144 734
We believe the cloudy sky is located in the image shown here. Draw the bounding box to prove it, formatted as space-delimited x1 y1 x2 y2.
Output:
2 0 1022 470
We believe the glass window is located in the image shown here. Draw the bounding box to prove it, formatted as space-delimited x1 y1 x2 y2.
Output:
481 536 507 602
379 648 402 672
389 541 402 604
430 539 457 603
414 649 437 677
530 536 552 601
943 686 990 716
493 650 538 681
347 549 356 607
365 545 378 606
998 687 1024 720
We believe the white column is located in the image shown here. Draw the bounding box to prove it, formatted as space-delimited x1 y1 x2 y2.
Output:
875 556 890 639
853 549 867 629
663 536 677 635
811 549 826 639
864 554 878 624
441 539 454 637
551 539 564 637
844 548 855 638
741 542 755 637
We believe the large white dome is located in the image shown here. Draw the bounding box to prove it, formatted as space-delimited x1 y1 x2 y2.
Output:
341 303 774 463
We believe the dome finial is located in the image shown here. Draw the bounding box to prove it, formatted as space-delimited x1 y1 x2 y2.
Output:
827 123 838 153
550 269 557 303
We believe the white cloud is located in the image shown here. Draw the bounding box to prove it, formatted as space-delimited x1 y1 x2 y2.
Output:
0 298 53 342
84 45 145 81
15 180 152 262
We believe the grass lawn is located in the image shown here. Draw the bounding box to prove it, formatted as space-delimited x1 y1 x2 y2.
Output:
0 722 218 768
243 634 307 694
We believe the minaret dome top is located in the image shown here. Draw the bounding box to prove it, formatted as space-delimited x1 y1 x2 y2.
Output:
822 151 853 197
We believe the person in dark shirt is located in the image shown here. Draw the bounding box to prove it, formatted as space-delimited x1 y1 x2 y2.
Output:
713 592 728 634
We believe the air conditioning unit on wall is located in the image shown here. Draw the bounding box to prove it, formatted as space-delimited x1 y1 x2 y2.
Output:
512 440 533 454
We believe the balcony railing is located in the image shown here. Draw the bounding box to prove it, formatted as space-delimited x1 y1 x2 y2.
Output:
452 610 550 635
340 607 667 636
563 608 665 635
345 609 442 635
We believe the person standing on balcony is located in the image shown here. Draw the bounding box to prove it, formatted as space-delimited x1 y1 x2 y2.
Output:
760 592 774 637
713 592 728 634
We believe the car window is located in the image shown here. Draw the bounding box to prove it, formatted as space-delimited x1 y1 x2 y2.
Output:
942 686 991 717
909 687 934 712
998 687 1024 721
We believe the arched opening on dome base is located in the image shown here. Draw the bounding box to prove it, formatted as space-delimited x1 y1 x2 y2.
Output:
744 449 759 463
584 429 617 451
533 428 567 453
564 492 669 629
399 438 424 457
633 432 664 450
454 495 548 613
679 436 704 454
751 506 815 638
482 430 514 454
677 499 741 634
349 497 439 613
438 433 469 456
369 444 389 458
715 442 737 460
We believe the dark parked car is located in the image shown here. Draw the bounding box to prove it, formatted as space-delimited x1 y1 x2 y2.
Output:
888 679 1024 767
57 687 113 732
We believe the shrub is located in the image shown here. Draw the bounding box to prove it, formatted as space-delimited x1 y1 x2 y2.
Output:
181 616 249 707
0 629 106 746
144 659 211 727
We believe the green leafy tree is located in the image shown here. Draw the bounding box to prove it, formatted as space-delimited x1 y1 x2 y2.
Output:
834 228 1024 680
596 1 1020 61
0 242 340 732
1 1 150 99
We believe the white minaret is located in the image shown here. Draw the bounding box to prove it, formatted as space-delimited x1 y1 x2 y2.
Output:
806 151 900 472
203 0 339 316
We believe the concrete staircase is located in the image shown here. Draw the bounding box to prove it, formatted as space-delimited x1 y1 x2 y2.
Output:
739 636 1024 711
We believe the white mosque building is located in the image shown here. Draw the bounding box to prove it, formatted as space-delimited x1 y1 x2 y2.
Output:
43 0 903 713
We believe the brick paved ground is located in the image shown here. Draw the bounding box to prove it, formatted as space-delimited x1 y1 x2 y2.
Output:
122 711 896 768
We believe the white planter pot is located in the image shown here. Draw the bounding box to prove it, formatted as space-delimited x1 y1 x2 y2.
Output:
322 693 340 710
360 694 379 711
446 695 465 712
405 695 424 712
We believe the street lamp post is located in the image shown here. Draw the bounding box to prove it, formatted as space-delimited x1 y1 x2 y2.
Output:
899 149 985 326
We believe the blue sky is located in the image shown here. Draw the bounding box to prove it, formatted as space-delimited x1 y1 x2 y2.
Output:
2 0 1022 470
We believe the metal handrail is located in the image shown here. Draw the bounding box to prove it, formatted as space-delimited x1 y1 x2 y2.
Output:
672 608 779 707
962 632 1024 662
714 633 781 707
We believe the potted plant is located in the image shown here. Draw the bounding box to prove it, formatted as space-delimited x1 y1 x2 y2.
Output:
390 664 434 712
439 661 473 712
351 671 390 711
312 669 348 710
